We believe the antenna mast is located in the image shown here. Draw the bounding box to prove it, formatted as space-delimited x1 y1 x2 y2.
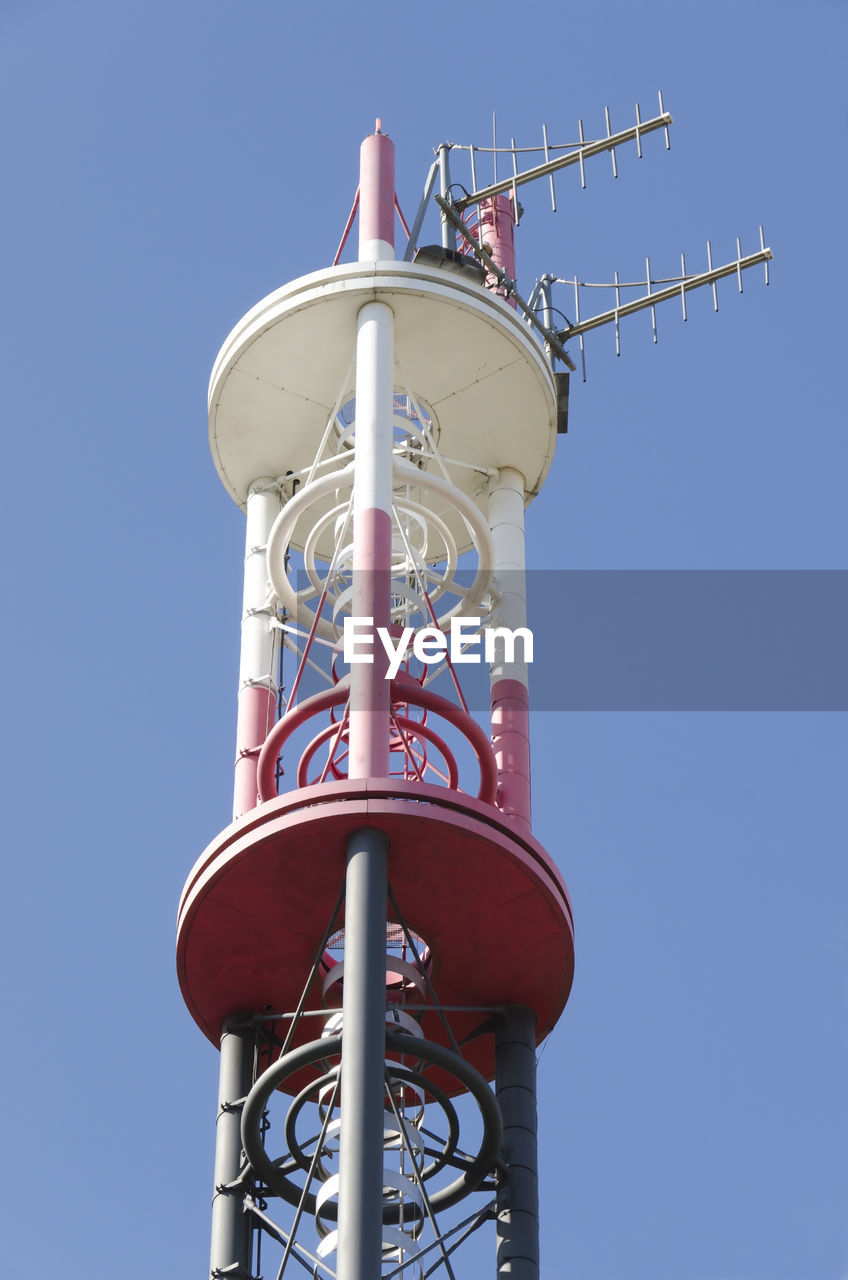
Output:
179 97 771 1280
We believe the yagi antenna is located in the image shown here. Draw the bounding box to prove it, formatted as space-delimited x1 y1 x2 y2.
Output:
401 93 671 264
451 91 672 211
547 229 773 380
405 91 773 385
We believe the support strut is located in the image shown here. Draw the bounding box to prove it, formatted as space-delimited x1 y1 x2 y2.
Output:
210 1015 254 1280
336 825 391 1280
495 1005 540 1280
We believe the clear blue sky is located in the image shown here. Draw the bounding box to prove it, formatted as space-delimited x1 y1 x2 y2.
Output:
1 2 845 1277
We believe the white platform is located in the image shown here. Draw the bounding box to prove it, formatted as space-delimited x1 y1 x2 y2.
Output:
209 260 558 528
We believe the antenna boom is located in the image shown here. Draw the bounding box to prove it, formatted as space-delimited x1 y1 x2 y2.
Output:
454 109 673 210
562 245 773 339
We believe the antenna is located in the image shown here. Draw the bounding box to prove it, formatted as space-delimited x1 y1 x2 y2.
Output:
450 92 672 211
551 230 772 378
408 92 773 383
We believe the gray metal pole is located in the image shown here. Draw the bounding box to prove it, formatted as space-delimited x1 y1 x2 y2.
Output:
495 1005 540 1280
438 144 452 250
210 1014 254 1280
336 825 390 1280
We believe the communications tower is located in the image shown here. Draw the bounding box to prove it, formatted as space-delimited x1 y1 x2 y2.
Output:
179 109 770 1280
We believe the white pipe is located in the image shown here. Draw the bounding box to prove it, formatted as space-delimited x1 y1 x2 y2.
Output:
233 478 280 820
238 479 280 695
488 467 532 829
488 466 529 688
352 303 395 520
348 299 395 780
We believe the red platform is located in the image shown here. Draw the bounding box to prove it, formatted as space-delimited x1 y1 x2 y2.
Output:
178 778 574 1086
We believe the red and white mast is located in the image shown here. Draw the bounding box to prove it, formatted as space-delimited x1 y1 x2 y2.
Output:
179 96 772 1280
336 125 396 1278
348 125 394 779
181 118 575 1276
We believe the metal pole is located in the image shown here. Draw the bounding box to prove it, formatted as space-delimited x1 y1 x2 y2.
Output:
335 125 396 1280
336 826 390 1280
488 467 532 830
477 193 517 306
358 124 395 262
349 125 395 778
540 274 555 364
233 478 280 821
438 143 452 250
495 1005 539 1280
347 297 393 778
210 1015 254 1280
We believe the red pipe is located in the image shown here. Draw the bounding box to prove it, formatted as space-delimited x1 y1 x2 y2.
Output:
358 126 395 255
490 677 531 829
256 679 498 805
478 193 517 306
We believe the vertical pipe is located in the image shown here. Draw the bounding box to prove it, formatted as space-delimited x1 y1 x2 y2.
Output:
348 300 393 779
438 143 452 250
336 127 396 1280
488 467 532 830
336 827 390 1280
210 1015 254 1280
477 193 517 306
349 126 395 779
233 478 280 821
358 124 395 261
540 274 555 365
495 1005 540 1280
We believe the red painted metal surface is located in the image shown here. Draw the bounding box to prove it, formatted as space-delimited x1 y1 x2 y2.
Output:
298 712 461 790
349 507 392 778
177 779 574 1088
490 676 532 829
358 128 395 252
233 683 276 819
256 679 499 805
477 193 517 304
333 186 360 265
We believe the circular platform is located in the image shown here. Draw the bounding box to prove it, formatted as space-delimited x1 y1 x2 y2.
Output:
208 260 558 537
177 779 574 1086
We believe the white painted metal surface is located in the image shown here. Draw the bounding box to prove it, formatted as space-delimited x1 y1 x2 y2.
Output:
348 298 394 781
358 236 395 262
488 466 530 688
238 480 280 696
352 302 394 518
233 478 280 819
264 457 495 641
208 262 558 543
